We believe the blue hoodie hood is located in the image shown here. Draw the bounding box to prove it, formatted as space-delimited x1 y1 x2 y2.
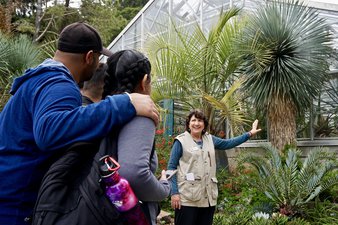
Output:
10 59 72 95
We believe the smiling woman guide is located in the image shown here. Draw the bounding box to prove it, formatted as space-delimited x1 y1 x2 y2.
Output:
167 109 261 225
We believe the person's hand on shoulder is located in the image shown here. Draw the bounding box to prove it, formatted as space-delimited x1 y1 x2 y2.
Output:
129 93 159 125
171 194 181 210
249 119 262 137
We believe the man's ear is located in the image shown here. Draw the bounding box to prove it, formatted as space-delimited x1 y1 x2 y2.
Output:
84 50 94 64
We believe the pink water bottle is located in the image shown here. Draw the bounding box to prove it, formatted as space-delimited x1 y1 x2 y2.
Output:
99 156 150 225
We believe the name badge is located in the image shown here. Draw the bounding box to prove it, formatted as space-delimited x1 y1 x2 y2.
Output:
186 173 195 181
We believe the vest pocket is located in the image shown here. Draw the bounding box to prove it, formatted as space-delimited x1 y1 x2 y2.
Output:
179 180 202 201
210 177 218 200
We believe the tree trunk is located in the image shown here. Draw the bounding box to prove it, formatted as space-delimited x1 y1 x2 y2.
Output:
33 0 42 41
268 95 297 152
0 1 14 34
65 0 70 8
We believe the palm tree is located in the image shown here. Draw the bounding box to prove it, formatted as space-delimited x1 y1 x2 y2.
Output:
147 8 248 135
237 0 333 150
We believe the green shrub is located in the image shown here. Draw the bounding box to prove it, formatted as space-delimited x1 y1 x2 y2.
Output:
303 199 338 224
216 167 271 214
214 208 253 225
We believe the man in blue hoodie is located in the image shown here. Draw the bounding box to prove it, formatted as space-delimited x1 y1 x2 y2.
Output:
0 22 159 225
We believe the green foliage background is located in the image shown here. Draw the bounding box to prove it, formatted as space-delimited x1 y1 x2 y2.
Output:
1 0 146 47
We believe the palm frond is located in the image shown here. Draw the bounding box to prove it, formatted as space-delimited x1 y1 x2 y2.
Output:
147 8 246 132
202 79 248 132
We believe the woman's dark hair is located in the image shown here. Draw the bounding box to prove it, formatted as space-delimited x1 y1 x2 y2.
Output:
185 109 209 135
102 49 151 98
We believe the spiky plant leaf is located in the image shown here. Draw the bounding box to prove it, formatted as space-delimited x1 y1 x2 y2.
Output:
5 35 43 78
0 33 10 84
0 34 42 110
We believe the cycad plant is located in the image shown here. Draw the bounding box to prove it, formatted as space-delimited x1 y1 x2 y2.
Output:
237 0 333 150
238 144 338 216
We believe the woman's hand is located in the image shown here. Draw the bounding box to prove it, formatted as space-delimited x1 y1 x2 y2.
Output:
249 119 262 136
171 194 181 209
159 170 167 181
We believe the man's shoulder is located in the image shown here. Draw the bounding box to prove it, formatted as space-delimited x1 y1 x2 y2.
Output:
37 59 73 80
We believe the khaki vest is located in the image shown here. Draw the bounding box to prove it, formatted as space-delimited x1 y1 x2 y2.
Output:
176 131 218 207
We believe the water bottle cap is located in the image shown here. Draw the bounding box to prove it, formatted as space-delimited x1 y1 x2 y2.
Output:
99 155 120 177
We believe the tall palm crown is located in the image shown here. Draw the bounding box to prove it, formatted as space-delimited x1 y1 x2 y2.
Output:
238 0 333 150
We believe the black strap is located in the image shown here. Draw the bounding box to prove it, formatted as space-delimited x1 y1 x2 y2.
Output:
98 130 119 161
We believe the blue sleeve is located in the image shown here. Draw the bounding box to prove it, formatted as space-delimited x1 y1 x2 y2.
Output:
167 140 183 195
212 133 250 150
32 79 136 151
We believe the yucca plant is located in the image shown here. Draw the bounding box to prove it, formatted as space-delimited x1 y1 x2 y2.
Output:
0 33 43 110
5 35 43 78
237 0 334 150
238 144 338 216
